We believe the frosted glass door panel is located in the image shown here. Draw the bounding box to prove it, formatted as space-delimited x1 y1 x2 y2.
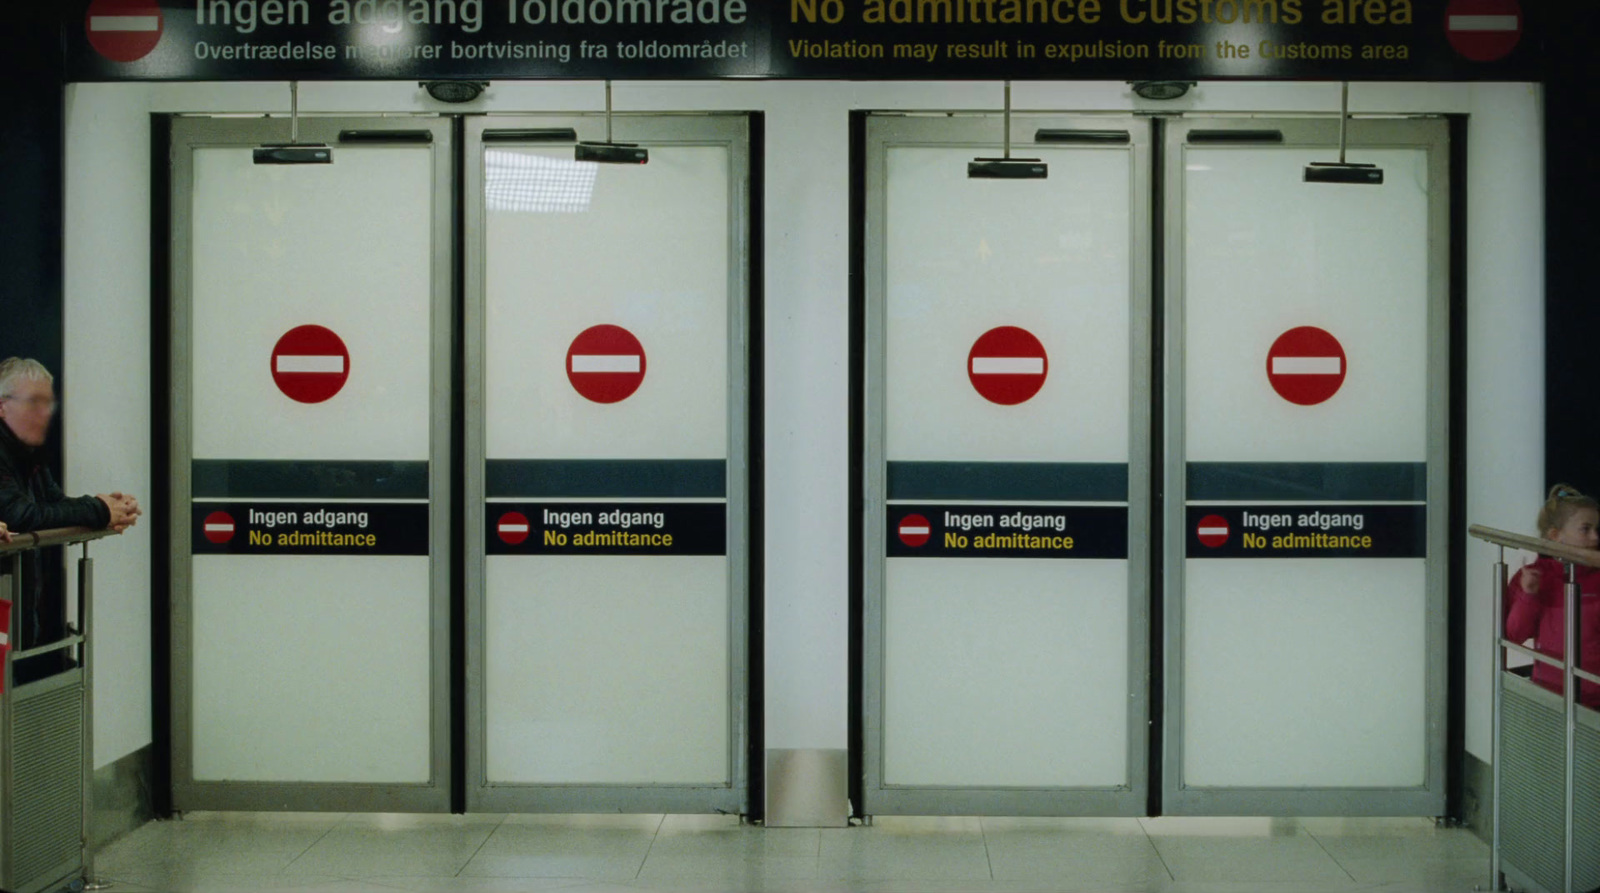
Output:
885 147 1131 462
867 117 1148 813
1183 148 1429 462
178 126 444 800
190 148 433 461
485 557 729 784
885 559 1129 786
192 556 431 782
1182 560 1427 786
484 147 728 460
1169 120 1447 813
478 132 739 797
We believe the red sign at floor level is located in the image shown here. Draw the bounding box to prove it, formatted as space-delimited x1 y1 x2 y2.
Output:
968 326 1049 405
567 325 647 404
86 0 164 63
1265 326 1346 406
271 325 351 404
1445 0 1521 62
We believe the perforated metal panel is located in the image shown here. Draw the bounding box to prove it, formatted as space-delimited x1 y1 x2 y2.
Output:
2 677 85 893
1499 675 1600 893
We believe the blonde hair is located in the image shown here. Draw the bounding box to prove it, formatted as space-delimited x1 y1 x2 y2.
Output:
1537 484 1599 538
0 357 52 399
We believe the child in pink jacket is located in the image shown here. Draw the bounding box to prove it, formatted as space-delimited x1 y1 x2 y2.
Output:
1505 484 1600 708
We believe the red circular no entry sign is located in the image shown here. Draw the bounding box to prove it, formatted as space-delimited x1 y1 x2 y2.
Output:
86 0 163 63
271 325 351 404
567 325 646 404
1197 514 1229 548
203 511 236 545
1266 326 1346 406
898 513 931 548
968 326 1049 405
497 511 530 545
1445 0 1521 62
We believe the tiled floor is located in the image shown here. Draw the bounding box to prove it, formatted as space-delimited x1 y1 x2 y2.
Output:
92 813 1493 893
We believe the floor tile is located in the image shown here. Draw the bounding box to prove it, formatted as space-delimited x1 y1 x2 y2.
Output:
1140 818 1354 884
982 825 1173 885
284 820 501 877
817 823 992 882
97 815 340 875
459 821 657 880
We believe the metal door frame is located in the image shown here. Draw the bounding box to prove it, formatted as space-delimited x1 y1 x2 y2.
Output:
1160 116 1451 816
168 115 454 812
860 112 1153 816
462 113 752 814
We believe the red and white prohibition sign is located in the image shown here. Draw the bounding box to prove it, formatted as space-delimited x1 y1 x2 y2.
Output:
203 511 236 545
85 0 163 63
968 326 1049 405
496 511 530 545
567 325 646 404
1265 326 1347 406
1196 514 1229 548
271 325 351 404
1444 0 1521 62
897 513 931 548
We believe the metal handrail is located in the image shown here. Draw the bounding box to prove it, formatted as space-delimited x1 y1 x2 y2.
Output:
0 525 119 555
1468 523 1600 569
1 523 113 890
1469 523 1595 893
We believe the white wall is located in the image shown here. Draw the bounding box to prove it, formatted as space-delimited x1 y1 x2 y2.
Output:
65 78 1540 775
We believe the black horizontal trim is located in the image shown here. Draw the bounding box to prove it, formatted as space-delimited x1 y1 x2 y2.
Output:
338 129 433 144
481 128 578 143
1186 129 1285 144
1186 462 1427 502
1034 129 1131 144
192 460 428 500
487 459 725 499
887 462 1127 502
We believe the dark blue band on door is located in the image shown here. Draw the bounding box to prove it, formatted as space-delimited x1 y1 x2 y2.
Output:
887 462 1128 502
486 459 727 498
1186 462 1427 502
192 460 429 500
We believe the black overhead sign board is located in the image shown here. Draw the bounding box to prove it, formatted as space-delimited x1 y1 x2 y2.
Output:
67 0 1536 81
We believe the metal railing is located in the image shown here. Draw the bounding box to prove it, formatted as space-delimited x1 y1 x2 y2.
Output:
1468 524 1599 893
1 525 120 893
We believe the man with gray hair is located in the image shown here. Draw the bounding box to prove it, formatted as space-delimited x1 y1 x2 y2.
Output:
0 356 139 681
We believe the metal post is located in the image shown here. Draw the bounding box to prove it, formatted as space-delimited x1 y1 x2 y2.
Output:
1562 561 1576 893
80 547 113 891
1490 546 1505 892
1002 80 1012 160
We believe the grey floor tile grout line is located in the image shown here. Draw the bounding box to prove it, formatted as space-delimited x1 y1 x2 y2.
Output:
1136 817 1178 883
631 813 669 879
978 817 996 880
1300 825 1360 884
454 813 511 877
280 818 344 874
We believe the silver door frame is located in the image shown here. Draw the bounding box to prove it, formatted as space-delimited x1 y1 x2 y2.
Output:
168 115 454 812
1160 116 1451 816
861 112 1153 816
462 113 752 814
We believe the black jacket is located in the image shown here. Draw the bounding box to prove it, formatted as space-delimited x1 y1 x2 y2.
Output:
0 422 111 532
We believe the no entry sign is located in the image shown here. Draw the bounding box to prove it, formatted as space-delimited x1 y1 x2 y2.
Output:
86 0 163 63
496 511 530 545
1445 0 1521 62
567 325 646 404
203 510 236 544
1197 514 1229 548
968 326 1049 405
1266 326 1346 406
271 325 351 404
897 513 931 548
